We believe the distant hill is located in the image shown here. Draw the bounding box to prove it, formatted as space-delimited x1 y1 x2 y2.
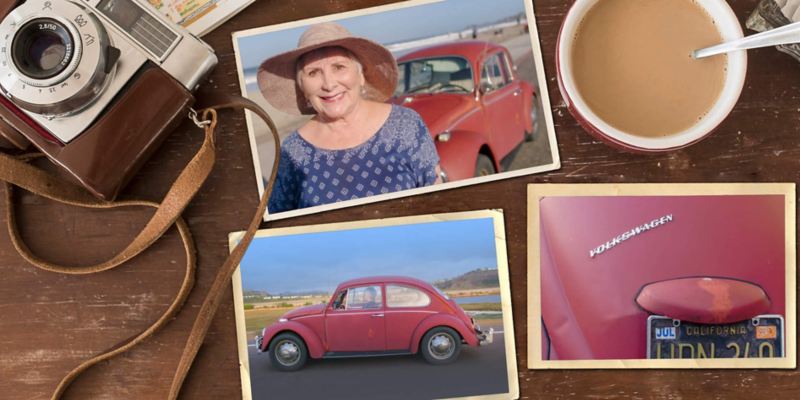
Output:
434 268 499 291
243 290 271 301
275 290 330 297
243 289 329 300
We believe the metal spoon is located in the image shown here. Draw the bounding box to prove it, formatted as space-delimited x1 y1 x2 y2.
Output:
693 20 800 59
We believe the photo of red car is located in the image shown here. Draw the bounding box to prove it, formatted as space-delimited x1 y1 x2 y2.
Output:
255 276 494 371
234 212 517 399
392 40 539 180
528 184 796 368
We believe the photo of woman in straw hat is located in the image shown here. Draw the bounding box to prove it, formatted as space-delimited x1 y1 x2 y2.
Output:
234 0 560 220
258 22 442 213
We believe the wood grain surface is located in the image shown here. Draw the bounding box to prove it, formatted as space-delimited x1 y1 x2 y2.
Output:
1 0 798 399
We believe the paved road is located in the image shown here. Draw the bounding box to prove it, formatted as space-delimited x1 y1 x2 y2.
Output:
245 328 509 400
506 49 554 171
501 32 554 171
503 32 540 67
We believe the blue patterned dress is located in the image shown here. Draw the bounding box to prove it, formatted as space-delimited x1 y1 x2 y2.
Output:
268 105 440 213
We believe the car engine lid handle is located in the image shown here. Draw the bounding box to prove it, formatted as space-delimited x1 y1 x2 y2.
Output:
635 277 772 324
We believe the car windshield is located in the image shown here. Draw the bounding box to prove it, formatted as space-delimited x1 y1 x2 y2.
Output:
395 56 474 96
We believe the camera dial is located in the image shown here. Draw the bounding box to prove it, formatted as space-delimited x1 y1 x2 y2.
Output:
0 0 117 117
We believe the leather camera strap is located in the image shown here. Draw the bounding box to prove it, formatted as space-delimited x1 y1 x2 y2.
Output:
168 96 279 400
0 95 280 399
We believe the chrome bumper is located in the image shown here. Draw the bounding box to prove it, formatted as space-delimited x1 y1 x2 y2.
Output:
254 335 264 353
478 327 494 346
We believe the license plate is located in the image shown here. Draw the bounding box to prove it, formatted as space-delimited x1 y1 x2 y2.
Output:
647 315 784 359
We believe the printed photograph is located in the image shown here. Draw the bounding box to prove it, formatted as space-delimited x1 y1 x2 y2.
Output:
229 210 518 399
527 183 797 369
149 0 255 36
233 0 559 220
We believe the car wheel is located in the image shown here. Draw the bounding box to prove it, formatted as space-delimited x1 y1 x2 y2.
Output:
420 327 462 365
525 97 541 142
269 333 308 371
474 154 496 177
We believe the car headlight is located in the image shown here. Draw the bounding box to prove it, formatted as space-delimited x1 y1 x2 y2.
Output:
278 318 288 323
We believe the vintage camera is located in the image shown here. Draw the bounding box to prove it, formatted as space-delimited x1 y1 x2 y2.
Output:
0 0 217 199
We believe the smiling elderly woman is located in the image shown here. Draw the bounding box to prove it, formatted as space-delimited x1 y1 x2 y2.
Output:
258 22 441 214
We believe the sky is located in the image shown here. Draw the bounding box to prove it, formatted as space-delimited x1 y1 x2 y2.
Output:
236 0 527 72
239 217 498 294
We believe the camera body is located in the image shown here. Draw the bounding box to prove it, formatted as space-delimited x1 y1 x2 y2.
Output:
0 0 217 200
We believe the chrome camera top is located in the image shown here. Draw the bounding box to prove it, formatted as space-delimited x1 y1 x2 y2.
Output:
0 0 217 143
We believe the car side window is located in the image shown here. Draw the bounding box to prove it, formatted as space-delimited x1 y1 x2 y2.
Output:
344 285 383 310
386 285 431 308
480 53 509 92
331 290 347 310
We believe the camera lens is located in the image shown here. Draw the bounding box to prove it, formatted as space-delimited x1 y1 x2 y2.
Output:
11 18 74 80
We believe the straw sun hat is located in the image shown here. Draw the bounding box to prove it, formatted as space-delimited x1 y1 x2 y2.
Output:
257 22 399 115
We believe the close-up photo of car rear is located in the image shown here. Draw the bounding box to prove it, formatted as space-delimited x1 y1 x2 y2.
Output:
529 185 794 365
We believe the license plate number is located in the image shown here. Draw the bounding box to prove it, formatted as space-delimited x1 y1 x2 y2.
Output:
647 315 784 359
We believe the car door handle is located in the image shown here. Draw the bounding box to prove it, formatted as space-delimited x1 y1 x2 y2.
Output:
371 313 384 318
513 89 521 96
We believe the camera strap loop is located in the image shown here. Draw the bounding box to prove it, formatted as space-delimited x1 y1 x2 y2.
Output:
0 95 279 400
189 107 214 128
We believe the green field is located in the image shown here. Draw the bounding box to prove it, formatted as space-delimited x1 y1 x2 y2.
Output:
459 302 501 312
245 308 292 337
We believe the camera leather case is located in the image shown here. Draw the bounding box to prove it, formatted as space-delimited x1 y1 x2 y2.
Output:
0 0 215 200
0 65 193 200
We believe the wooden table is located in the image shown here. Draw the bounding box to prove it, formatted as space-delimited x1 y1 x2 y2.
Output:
2 0 798 398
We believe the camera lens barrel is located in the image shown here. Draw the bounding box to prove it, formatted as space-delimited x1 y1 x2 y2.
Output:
0 0 112 117
12 18 74 80
11 18 75 79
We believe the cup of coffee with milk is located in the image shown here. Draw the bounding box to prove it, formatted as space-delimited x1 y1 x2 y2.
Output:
557 0 747 152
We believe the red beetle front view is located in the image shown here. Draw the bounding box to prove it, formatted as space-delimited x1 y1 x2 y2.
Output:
392 40 538 181
255 276 493 371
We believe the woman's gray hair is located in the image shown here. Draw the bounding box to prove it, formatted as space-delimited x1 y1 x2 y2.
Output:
295 46 363 86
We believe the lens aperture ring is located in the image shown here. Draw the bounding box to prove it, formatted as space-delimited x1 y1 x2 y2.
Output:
0 0 110 116
11 17 80 84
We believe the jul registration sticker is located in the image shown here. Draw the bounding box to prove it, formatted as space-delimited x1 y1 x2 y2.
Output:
654 326 676 340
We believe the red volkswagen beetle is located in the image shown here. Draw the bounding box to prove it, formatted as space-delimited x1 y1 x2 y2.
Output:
255 276 493 371
392 41 538 180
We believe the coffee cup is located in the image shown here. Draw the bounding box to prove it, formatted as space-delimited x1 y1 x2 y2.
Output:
556 0 747 152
